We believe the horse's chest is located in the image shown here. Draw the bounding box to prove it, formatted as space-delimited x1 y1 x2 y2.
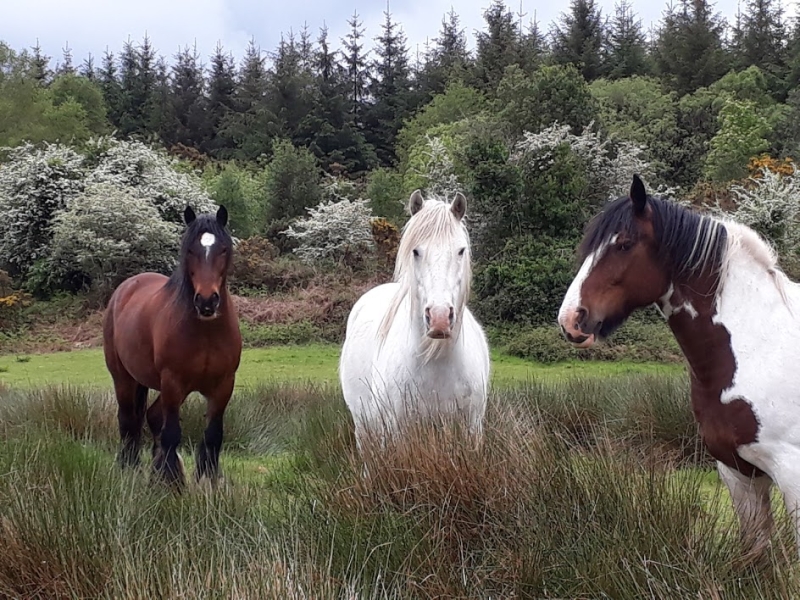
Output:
691 385 762 477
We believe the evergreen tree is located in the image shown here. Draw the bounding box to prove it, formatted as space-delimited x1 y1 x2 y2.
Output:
80 54 96 80
424 8 471 95
733 0 785 76
57 43 75 76
30 40 51 85
365 7 412 165
474 0 521 92
218 39 278 161
118 36 159 137
341 11 370 123
518 17 549 74
168 45 209 149
654 0 730 95
205 42 237 156
98 48 123 129
269 32 315 144
147 56 174 143
606 0 649 78
551 0 608 81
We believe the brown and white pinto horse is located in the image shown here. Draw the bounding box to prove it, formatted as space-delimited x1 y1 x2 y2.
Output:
103 205 242 488
559 175 800 555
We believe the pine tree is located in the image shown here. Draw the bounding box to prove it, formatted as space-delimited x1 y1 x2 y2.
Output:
298 24 376 173
475 0 521 92
98 48 123 129
551 0 607 81
365 7 412 165
30 40 51 85
423 8 471 95
57 43 75 76
654 0 730 95
341 11 370 123
205 42 237 156
733 0 785 77
606 0 649 78
168 44 209 149
147 56 174 143
217 39 278 161
118 36 160 136
518 17 549 74
80 54 96 80
269 32 314 144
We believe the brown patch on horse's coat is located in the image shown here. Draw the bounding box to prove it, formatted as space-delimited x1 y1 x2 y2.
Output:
667 284 762 477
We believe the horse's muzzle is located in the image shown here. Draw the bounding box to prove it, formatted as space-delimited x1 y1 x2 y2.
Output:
558 306 597 348
425 306 454 339
194 292 220 319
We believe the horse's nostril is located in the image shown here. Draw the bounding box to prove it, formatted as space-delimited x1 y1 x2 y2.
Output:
424 307 431 326
211 292 220 305
448 306 454 324
576 306 588 324
194 293 201 305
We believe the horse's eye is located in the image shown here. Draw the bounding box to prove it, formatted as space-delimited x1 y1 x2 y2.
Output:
458 248 466 257
413 248 420 258
618 240 633 252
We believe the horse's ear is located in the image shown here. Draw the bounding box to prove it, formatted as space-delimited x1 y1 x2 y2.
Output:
630 174 647 215
451 192 467 221
184 206 196 225
408 190 424 215
216 205 228 228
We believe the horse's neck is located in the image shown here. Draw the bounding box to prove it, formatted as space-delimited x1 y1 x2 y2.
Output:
664 253 786 389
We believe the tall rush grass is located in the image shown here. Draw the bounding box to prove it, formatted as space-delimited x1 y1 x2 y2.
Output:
0 376 798 598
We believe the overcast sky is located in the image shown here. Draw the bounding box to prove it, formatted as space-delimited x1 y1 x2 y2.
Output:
3 0 800 68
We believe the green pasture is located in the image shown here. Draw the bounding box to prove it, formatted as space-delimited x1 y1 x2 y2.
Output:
0 343 684 388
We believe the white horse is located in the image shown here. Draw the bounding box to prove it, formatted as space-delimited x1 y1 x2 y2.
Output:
339 190 490 450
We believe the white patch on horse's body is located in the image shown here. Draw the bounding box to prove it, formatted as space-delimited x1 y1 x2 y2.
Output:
340 195 490 451
656 284 698 319
690 223 800 547
200 232 216 259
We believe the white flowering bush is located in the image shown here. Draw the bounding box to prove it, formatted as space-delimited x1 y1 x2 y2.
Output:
722 167 800 260
0 142 85 276
284 198 375 265
47 184 181 294
0 137 216 294
86 137 216 221
512 123 667 204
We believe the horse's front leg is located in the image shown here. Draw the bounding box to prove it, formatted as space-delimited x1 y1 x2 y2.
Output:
718 461 773 555
195 376 235 484
152 375 187 489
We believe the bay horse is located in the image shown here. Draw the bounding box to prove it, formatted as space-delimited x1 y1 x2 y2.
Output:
340 190 490 452
103 205 242 488
558 175 800 555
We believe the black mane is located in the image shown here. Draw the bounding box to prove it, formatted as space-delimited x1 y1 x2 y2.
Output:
578 194 728 279
166 213 233 307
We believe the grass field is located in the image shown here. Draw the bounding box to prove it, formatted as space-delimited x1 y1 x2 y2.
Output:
0 343 684 388
2 347 799 598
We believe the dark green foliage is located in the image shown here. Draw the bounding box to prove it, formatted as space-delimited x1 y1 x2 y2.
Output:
472 235 577 326
605 0 650 79
653 0 731 96
204 43 237 157
364 9 413 166
551 0 608 81
166 45 209 150
495 64 598 136
217 40 279 161
421 9 472 96
263 139 322 225
366 168 405 222
474 0 524 92
732 0 786 89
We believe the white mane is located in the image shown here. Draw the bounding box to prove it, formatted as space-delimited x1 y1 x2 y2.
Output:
378 196 472 362
717 219 790 307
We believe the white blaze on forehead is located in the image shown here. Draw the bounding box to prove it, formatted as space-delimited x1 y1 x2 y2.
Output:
200 232 216 258
557 238 613 324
